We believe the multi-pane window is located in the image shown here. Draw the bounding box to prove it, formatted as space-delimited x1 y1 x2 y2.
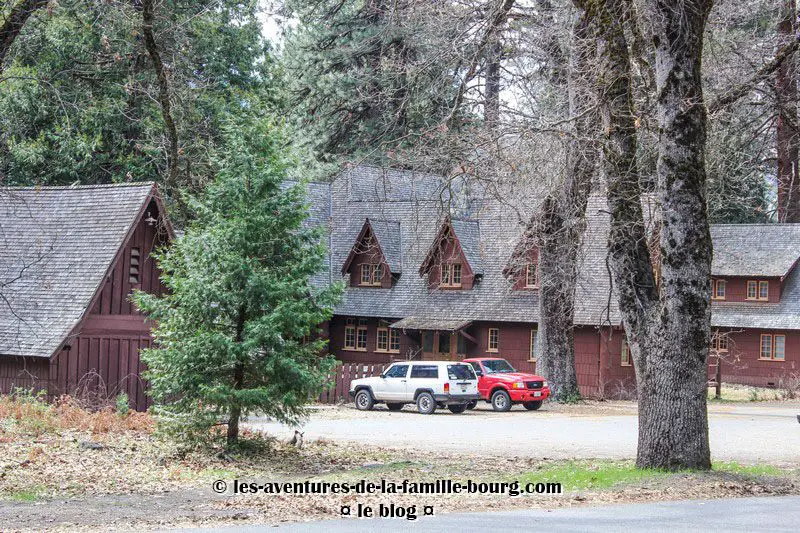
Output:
712 279 726 300
129 247 141 284
488 328 499 352
747 280 769 301
440 263 462 288
356 320 368 351
360 264 383 286
621 337 631 366
529 329 538 361
376 326 400 353
759 281 769 300
344 318 356 350
525 263 538 288
760 334 785 361
712 330 729 352
344 318 368 351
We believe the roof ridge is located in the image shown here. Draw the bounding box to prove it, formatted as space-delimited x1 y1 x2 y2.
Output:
4 182 155 191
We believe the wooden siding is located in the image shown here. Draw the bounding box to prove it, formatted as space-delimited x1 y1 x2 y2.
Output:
711 276 782 303
425 235 476 290
0 198 167 411
0 356 51 396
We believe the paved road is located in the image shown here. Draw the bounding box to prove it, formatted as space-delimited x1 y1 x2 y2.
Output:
248 402 800 463
176 495 800 532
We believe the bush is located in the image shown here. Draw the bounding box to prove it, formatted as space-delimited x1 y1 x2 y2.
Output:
0 390 154 435
116 393 130 416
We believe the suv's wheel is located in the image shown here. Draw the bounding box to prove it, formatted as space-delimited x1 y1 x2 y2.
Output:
354 389 375 411
386 403 404 411
523 400 543 411
466 400 478 410
491 390 512 412
447 404 467 414
416 392 436 415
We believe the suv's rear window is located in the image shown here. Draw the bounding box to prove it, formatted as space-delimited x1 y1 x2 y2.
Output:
447 364 476 380
410 365 438 378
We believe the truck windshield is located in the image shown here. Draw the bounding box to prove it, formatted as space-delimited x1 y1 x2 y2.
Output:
482 359 515 374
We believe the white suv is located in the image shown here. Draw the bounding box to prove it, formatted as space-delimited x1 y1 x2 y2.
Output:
349 361 480 414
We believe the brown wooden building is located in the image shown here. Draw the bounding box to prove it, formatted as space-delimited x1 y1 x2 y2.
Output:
0 183 172 410
312 166 800 397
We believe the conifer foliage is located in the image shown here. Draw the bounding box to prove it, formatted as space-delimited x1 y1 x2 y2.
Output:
134 118 342 446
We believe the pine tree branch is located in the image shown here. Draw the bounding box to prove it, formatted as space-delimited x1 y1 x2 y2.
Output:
0 0 48 75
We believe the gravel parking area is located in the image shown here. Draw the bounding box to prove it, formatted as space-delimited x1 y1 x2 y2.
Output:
248 400 800 464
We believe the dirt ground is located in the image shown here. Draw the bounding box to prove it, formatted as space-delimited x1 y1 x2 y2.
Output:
2 398 800 531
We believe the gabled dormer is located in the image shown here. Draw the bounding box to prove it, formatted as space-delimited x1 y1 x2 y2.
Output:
419 217 483 290
503 223 539 290
341 218 402 288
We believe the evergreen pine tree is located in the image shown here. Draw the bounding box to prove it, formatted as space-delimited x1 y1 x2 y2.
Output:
134 117 341 447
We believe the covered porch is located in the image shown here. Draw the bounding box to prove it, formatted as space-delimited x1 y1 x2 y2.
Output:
390 316 476 361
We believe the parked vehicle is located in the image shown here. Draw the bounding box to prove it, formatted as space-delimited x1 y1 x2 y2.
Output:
463 357 551 412
349 361 481 415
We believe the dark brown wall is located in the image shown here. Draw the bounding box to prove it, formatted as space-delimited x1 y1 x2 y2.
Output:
0 198 168 411
715 328 799 387
511 248 538 291
348 249 392 288
91 199 167 315
712 276 782 303
426 237 476 290
0 356 51 396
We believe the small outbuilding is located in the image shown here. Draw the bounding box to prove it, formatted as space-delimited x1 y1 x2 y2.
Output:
0 183 172 410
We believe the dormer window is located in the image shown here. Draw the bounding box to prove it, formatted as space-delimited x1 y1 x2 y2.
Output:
342 218 401 288
440 263 462 288
360 264 383 286
712 279 726 300
746 280 769 301
525 262 538 288
129 247 141 284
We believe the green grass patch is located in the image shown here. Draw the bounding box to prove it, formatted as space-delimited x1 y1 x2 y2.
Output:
713 461 783 476
4 487 45 502
516 461 671 491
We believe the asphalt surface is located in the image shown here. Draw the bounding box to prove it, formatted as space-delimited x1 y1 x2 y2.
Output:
174 495 800 532
247 402 800 463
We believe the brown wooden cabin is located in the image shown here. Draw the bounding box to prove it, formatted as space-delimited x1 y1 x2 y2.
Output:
316 165 800 397
0 183 173 411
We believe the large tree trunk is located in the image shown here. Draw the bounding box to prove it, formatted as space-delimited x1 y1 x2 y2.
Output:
141 0 180 190
592 0 712 470
777 0 800 222
535 3 597 402
0 0 48 75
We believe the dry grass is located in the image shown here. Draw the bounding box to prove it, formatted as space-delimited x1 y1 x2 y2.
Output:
0 393 154 437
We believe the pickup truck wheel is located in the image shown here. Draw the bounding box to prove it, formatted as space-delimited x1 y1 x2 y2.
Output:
523 400 543 411
466 400 478 410
386 403 404 411
354 390 375 411
491 390 512 412
416 392 436 415
447 404 467 414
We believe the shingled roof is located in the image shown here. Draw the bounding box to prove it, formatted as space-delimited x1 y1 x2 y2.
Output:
0 183 161 357
309 165 800 331
711 224 800 278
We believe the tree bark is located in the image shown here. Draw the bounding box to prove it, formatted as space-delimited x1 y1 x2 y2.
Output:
592 0 712 470
140 0 179 189
535 3 597 402
0 0 48 75
777 0 800 222
227 307 247 447
485 41 501 129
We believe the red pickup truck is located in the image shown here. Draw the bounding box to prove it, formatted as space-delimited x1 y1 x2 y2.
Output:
463 357 551 412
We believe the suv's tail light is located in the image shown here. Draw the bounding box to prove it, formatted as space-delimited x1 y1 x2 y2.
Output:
444 383 450 393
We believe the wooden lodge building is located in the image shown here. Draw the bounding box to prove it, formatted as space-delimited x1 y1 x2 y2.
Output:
1 167 799 405
0 183 172 410
311 166 800 396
